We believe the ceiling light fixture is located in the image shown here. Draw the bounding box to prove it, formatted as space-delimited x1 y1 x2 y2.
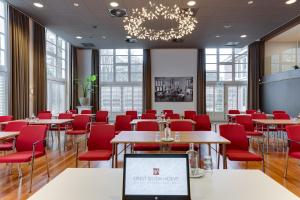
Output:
33 2 44 8
123 1 198 41
76 36 82 39
224 25 232 29
240 34 247 38
73 3 79 7
110 2 119 7
126 35 132 39
187 1 196 7
285 0 297 4
216 35 221 38
248 1 254 4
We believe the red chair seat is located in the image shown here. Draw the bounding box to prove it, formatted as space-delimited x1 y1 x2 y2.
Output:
289 152 300 159
134 144 160 151
78 150 112 161
0 143 14 151
246 131 264 137
0 151 44 163
66 130 87 135
226 150 262 161
171 144 199 151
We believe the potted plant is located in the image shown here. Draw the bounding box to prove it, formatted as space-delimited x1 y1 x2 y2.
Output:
77 74 97 106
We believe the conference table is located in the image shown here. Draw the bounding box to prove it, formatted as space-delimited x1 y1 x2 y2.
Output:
253 119 300 153
0 131 19 139
111 131 230 169
130 119 196 130
28 168 299 200
227 113 274 122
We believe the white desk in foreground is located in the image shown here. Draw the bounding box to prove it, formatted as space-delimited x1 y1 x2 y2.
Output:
28 169 299 200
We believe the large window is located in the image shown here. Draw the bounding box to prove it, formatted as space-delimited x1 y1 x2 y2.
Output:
99 49 143 115
46 30 69 115
205 47 248 117
0 1 7 116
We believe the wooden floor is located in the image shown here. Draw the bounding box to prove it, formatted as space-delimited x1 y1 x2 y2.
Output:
1 132 300 200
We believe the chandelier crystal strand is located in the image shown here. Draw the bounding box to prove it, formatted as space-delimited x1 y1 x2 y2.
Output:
123 2 198 41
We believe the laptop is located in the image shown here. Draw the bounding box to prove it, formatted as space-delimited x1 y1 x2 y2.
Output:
123 154 191 200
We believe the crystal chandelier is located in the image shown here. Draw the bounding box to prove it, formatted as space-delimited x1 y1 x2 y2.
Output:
123 2 198 41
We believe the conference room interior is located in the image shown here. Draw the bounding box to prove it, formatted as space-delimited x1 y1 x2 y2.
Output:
0 0 300 199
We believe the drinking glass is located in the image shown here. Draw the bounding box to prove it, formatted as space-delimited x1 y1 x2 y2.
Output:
203 155 213 176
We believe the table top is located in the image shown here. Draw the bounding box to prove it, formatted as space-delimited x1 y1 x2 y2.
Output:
28 169 299 200
0 119 74 125
227 113 273 118
253 119 300 125
0 131 19 139
130 119 196 125
111 131 230 144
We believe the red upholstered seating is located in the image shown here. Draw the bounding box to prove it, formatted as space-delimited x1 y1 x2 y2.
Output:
50 113 73 131
246 110 256 114
0 115 13 130
274 113 290 131
273 110 286 114
235 115 263 137
194 114 211 131
170 121 194 151
163 110 173 115
184 111 196 120
96 111 109 123
77 124 115 167
219 124 264 171
125 110 138 120
141 113 156 119
38 112 52 119
166 113 180 119
115 115 132 135
228 110 240 122
134 121 160 151
65 115 90 136
68 109 77 114
284 125 300 178
81 110 92 114
0 125 49 192
146 109 157 115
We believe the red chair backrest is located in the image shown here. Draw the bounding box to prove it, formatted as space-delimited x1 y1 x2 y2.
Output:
136 121 159 131
125 111 138 120
273 110 286 114
38 113 52 119
235 115 254 132
141 113 156 119
274 113 290 120
88 124 115 151
286 125 300 153
96 111 109 123
115 115 132 132
251 113 267 119
219 124 248 151
81 110 92 114
58 113 73 119
0 115 13 122
163 110 173 115
184 111 196 120
68 109 77 114
39 111 51 114
72 115 90 130
4 121 28 132
167 113 180 119
246 110 256 114
228 110 240 114
170 121 193 131
194 114 211 131
146 109 157 115
16 125 47 152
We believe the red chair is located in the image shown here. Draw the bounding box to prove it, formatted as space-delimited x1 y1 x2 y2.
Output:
96 111 109 123
38 112 52 119
163 110 173 115
76 124 115 168
194 114 211 131
170 121 193 151
166 113 180 119
65 115 90 149
126 111 138 120
141 113 156 119
38 110 51 114
50 113 73 131
0 121 28 152
146 109 157 115
246 110 256 114
0 115 14 130
218 124 264 171
68 109 77 114
0 125 49 192
274 113 290 120
134 121 160 151
184 111 196 120
228 110 240 122
273 110 286 114
81 110 92 114
115 115 132 135
284 125 300 178
235 115 263 137
251 113 267 120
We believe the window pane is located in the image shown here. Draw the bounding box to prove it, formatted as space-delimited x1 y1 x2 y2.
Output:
206 64 217 72
206 55 217 63
219 73 232 81
131 65 143 82
47 66 56 78
131 56 143 64
46 30 56 45
0 18 4 34
220 48 232 54
133 87 143 112
219 55 232 62
116 56 128 63
116 66 128 82
130 49 143 55
0 72 7 115
219 65 232 72
235 54 248 63
215 85 224 112
47 82 65 115
46 42 56 54
57 37 66 50
47 55 56 66
238 86 247 111
101 87 111 112
206 48 217 54
100 65 114 82
206 73 217 81
123 87 133 111
228 86 238 110
101 56 113 65
101 49 113 55
0 34 4 50
0 2 4 18
0 50 4 66
111 87 121 112
116 49 128 55
206 86 214 112
235 63 247 73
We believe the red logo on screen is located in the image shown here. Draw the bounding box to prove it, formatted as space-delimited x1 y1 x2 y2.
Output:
153 168 160 175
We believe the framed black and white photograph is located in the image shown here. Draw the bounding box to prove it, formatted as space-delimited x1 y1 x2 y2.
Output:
154 77 193 102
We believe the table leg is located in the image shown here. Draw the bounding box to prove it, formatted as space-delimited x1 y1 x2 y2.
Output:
112 143 115 168
58 125 61 153
222 144 227 169
115 143 118 168
267 126 270 154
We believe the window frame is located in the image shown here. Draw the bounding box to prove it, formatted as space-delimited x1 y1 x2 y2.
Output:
0 0 7 116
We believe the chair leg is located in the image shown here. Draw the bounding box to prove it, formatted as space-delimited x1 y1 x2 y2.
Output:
208 144 211 156
262 159 265 173
88 161 90 168
29 157 35 193
284 148 289 178
217 152 220 169
45 153 50 178
17 164 22 177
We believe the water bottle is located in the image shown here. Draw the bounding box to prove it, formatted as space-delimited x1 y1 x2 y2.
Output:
186 143 199 177
203 155 213 176
164 124 171 139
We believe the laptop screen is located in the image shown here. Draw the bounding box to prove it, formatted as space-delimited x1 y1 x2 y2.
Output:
123 154 190 200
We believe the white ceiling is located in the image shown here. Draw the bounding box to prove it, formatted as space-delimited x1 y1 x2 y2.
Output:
7 0 300 48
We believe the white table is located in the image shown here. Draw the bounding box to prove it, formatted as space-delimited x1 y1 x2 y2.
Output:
28 169 299 200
